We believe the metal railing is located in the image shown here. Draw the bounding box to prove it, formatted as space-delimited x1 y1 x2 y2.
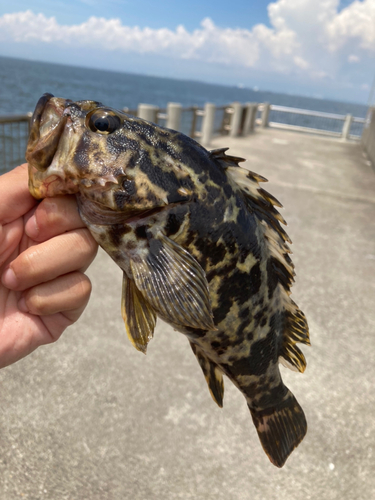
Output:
261 104 365 139
131 102 365 142
123 105 231 138
0 103 366 173
0 113 31 174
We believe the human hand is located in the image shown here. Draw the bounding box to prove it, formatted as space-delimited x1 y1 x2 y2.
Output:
0 164 98 368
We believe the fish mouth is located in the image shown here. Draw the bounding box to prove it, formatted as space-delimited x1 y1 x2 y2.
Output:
26 93 70 172
26 93 74 199
27 94 119 199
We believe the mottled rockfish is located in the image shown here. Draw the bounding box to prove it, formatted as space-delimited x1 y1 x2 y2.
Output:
26 93 310 467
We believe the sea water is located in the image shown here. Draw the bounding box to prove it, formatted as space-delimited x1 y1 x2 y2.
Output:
0 55 368 117
0 55 369 172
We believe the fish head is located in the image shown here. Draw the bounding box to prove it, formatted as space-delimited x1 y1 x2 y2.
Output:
27 93 196 221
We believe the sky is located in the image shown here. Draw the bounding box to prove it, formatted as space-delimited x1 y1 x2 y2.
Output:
0 0 374 104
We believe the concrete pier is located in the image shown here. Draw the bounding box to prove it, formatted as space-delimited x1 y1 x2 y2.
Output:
0 128 374 499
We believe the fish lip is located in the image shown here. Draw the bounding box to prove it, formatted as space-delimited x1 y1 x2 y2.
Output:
28 170 64 199
27 93 54 150
26 94 71 172
27 94 77 199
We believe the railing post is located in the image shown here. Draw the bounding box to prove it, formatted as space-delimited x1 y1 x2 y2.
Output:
260 102 270 128
342 114 353 140
166 102 182 131
243 103 258 135
362 107 375 166
190 106 198 138
230 102 243 137
362 109 372 145
201 103 216 146
137 104 159 123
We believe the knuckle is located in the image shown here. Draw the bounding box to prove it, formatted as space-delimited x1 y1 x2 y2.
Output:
24 290 47 315
74 274 92 301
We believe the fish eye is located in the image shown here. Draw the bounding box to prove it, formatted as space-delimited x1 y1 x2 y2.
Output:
87 109 121 134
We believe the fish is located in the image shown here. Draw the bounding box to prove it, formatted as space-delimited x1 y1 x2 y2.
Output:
26 93 310 467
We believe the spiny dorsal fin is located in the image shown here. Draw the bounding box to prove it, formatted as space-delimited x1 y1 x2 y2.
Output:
209 148 246 169
224 160 310 373
210 148 268 183
226 165 292 244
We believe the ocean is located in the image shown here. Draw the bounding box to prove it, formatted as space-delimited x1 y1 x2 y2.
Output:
0 55 368 117
0 55 369 173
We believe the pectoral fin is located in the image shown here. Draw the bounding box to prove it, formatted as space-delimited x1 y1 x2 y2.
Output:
190 342 224 407
130 233 215 331
121 272 157 353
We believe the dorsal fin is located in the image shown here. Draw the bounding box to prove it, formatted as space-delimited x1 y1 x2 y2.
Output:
279 303 310 373
223 158 310 373
209 148 246 169
225 164 292 243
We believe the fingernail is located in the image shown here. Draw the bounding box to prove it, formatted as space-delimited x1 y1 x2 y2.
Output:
18 297 29 313
2 266 18 289
25 214 39 239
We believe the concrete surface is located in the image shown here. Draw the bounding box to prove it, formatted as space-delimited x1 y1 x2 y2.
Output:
1 128 375 499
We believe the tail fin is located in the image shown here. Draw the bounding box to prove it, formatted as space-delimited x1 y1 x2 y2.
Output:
249 390 307 468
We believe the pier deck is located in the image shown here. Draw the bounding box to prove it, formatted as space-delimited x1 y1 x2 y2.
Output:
1 128 375 499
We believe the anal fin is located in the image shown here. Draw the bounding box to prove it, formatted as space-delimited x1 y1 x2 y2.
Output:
121 272 157 353
249 389 307 468
190 342 224 407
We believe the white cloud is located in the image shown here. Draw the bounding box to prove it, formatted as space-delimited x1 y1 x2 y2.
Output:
348 54 360 63
0 0 374 85
263 0 375 78
294 56 309 69
326 0 375 51
0 11 259 66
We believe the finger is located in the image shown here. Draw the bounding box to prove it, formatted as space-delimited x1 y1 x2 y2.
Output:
0 218 23 268
0 164 37 224
19 272 92 317
25 195 86 242
0 273 91 368
38 309 84 344
1 228 98 291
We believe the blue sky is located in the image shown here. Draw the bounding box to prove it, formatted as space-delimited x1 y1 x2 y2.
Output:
0 0 374 103
0 0 273 30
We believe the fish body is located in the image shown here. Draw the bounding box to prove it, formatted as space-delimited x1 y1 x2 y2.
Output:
26 94 310 467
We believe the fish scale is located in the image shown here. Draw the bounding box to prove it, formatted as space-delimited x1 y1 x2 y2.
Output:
26 93 310 468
